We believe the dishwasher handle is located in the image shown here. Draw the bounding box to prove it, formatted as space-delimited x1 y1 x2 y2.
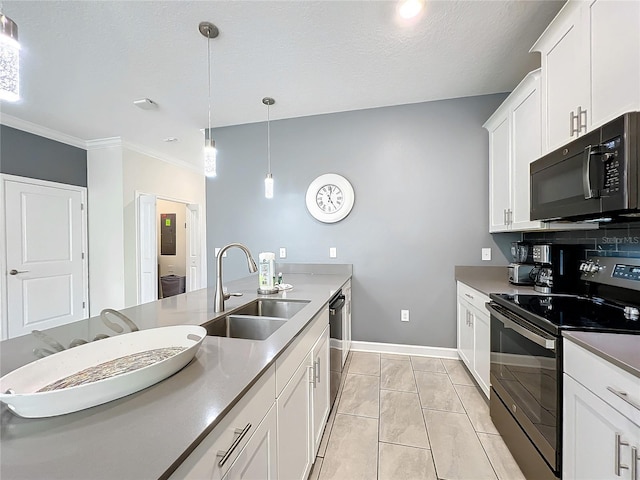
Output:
329 296 345 315
486 303 556 351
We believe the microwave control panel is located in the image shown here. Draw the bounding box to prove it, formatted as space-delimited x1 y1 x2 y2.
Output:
602 136 622 194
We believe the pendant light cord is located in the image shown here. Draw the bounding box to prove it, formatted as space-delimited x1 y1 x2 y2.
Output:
267 103 271 174
207 35 211 144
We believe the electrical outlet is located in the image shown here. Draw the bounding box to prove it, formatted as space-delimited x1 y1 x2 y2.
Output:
482 248 492 261
401 309 409 322
329 247 337 258
279 247 287 258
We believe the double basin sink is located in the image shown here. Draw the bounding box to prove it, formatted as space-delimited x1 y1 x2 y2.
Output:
204 299 310 341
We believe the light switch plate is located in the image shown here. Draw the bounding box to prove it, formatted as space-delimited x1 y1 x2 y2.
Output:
482 248 492 261
279 247 287 258
329 247 337 258
401 310 409 322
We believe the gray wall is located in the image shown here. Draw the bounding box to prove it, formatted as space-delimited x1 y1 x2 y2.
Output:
0 125 87 187
206 95 519 348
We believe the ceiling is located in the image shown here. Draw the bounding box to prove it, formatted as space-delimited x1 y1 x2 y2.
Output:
1 0 564 170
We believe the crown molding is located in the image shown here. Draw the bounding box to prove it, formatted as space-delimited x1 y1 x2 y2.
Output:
0 114 87 149
85 137 123 149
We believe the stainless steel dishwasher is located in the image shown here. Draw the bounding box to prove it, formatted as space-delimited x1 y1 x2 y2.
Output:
328 290 345 410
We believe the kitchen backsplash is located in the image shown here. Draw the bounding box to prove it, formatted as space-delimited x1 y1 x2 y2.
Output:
523 221 640 258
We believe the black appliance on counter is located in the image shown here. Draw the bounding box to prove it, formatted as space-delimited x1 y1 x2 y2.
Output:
530 111 640 222
328 290 345 410
487 254 640 480
509 242 536 286
531 244 582 294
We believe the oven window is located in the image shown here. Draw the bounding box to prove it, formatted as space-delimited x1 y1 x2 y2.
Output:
490 315 557 449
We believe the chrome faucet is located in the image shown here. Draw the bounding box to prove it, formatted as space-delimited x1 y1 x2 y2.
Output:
214 243 258 312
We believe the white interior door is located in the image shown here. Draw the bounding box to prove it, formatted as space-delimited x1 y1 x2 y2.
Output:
137 194 157 304
186 204 201 292
3 176 88 339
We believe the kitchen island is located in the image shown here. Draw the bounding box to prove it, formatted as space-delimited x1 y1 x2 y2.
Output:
0 267 351 480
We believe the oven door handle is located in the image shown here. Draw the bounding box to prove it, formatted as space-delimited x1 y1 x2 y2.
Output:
487 303 556 350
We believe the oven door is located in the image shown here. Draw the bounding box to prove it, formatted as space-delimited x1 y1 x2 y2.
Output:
487 302 560 473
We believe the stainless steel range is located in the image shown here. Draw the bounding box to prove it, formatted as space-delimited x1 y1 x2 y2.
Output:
487 254 640 479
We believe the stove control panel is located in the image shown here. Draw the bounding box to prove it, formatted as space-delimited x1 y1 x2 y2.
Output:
612 264 640 282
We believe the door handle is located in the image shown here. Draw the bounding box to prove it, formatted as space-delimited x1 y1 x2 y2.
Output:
583 145 600 200
9 269 28 275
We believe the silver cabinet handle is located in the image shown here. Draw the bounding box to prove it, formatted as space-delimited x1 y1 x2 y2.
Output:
9 269 28 275
615 433 630 476
464 293 474 300
309 365 316 387
570 110 578 137
314 359 320 385
607 387 640 412
631 446 638 480
503 209 507 225
578 106 588 133
217 423 251 467
487 303 555 350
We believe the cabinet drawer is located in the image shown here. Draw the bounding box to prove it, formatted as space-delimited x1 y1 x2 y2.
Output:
275 307 328 396
457 282 490 314
170 364 276 480
564 339 640 426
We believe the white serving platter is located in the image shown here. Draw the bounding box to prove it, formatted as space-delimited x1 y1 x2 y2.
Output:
0 325 206 418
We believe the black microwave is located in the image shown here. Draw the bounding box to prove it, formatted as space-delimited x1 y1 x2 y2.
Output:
530 112 639 222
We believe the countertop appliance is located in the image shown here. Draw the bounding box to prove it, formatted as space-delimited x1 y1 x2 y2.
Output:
509 241 536 285
532 244 582 294
530 111 639 222
328 290 345 410
486 254 640 480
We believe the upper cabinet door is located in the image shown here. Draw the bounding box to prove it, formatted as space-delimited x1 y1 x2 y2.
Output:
487 116 511 232
589 0 640 129
534 2 590 153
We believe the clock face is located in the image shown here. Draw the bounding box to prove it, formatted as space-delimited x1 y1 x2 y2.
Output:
305 174 355 223
315 184 344 213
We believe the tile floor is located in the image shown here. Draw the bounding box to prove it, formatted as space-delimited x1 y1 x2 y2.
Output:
308 352 526 480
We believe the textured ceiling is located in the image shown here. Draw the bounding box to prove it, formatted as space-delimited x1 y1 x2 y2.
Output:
1 0 564 169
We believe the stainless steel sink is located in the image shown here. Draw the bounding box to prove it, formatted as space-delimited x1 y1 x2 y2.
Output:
204 315 287 341
228 299 309 319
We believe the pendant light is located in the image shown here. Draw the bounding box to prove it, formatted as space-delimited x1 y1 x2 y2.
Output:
199 21 219 177
0 12 19 102
263 97 275 199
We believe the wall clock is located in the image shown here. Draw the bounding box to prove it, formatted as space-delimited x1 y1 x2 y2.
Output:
305 173 355 223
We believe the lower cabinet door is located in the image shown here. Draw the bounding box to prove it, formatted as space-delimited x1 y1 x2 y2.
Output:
223 404 277 480
472 308 490 398
312 326 330 455
277 353 313 480
563 374 640 480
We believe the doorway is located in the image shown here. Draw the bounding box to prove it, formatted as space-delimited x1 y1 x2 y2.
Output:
1 174 89 339
136 193 203 305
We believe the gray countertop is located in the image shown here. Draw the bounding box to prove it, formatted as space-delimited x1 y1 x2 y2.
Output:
563 331 640 379
454 265 537 296
0 269 351 480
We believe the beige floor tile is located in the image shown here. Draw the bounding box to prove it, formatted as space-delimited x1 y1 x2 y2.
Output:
309 457 323 480
414 371 465 412
380 358 417 392
454 384 499 434
423 409 497 480
337 374 380 418
410 356 446 373
478 433 526 480
348 352 380 376
378 442 437 480
319 414 378 480
442 358 476 386
379 390 429 448
381 352 410 361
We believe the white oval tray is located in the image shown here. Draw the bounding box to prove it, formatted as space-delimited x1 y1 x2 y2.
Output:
0 325 206 418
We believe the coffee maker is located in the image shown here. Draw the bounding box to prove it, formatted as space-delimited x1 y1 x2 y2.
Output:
532 244 582 294
508 241 536 285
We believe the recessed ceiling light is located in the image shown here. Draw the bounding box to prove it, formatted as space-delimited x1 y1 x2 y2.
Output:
163 137 178 143
133 98 159 110
398 0 424 19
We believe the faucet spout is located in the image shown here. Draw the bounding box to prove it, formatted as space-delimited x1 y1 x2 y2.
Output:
214 243 258 312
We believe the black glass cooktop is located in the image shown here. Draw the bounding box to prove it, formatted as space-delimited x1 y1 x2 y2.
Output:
490 293 640 335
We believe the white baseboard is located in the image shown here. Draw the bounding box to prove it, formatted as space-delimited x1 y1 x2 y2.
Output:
350 340 459 359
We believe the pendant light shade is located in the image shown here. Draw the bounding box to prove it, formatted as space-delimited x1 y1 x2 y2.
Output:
200 21 219 177
263 97 275 199
0 13 20 102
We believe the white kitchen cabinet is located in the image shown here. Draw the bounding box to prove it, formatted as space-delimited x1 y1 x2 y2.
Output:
311 325 330 456
563 339 640 479
277 352 313 480
532 0 640 153
456 282 490 398
223 404 278 480
343 280 352 367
